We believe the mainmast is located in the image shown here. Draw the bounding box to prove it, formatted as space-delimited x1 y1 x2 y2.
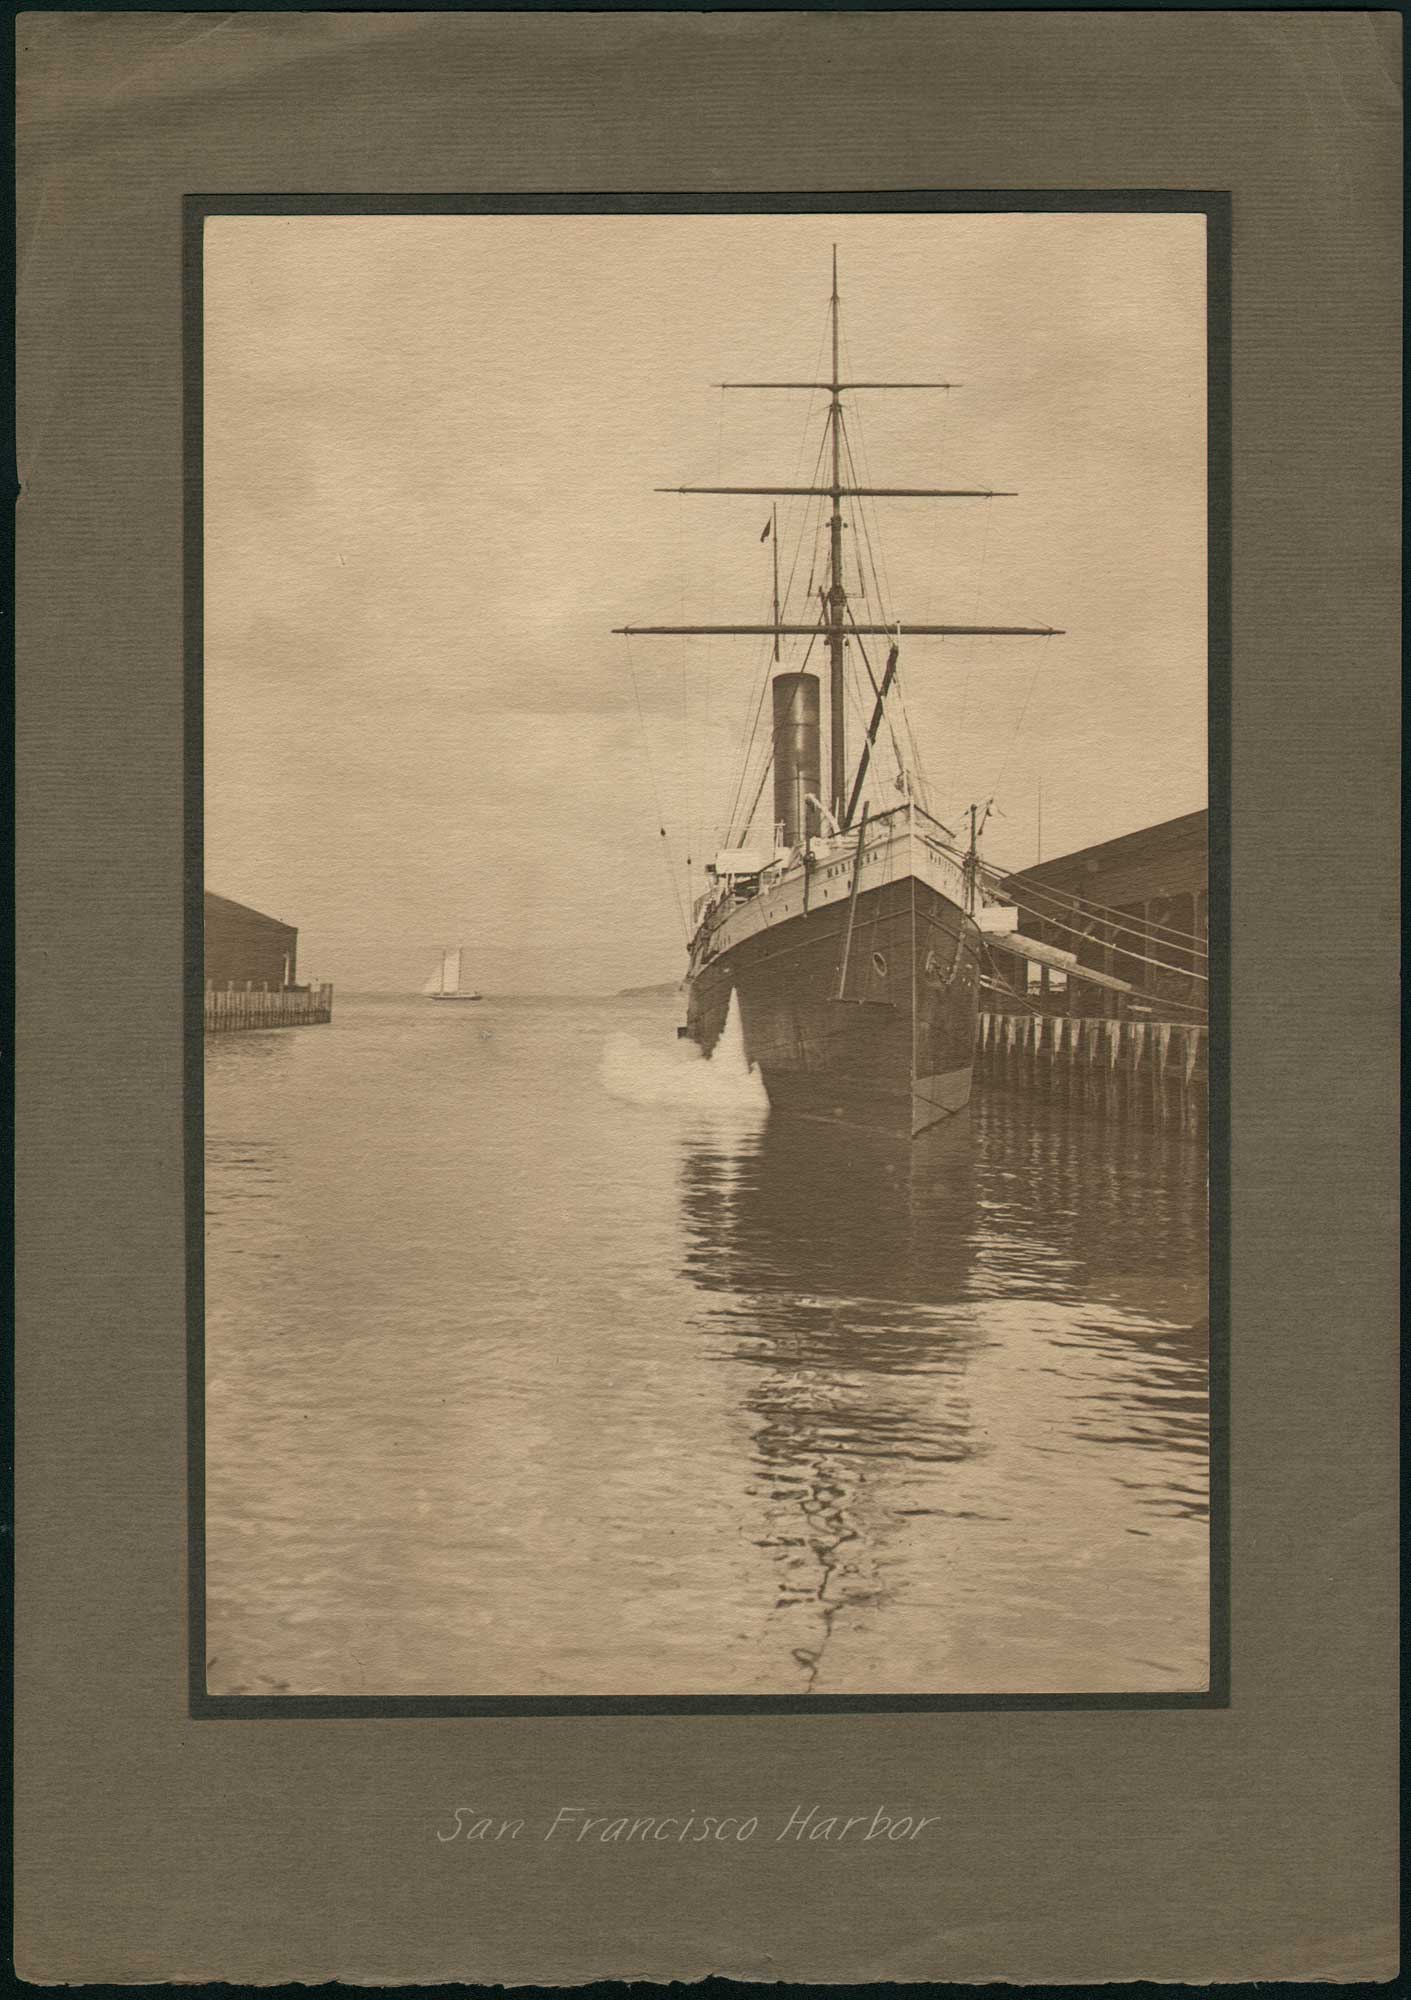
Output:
613 253 1063 835
827 246 846 821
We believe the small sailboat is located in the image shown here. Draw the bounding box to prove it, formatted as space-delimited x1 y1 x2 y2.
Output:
422 945 482 1002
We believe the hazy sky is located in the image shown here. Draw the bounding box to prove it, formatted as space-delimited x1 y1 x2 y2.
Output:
205 212 1206 992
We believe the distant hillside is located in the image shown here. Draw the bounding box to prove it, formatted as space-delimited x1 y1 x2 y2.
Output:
615 980 682 999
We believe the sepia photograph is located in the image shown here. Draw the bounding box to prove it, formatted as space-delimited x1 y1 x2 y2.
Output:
200 209 1212 1702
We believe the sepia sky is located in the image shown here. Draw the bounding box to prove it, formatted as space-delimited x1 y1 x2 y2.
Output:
204 212 1207 993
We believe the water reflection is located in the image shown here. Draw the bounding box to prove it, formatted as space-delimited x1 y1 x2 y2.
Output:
204 998 1209 1695
679 1117 988 1686
968 1091 1210 1525
678 1094 1209 1690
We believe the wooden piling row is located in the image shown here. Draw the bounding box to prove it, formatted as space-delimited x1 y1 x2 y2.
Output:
975 1009 1207 1133
204 983 334 1033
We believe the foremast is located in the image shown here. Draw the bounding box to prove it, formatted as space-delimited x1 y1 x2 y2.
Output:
613 249 1063 833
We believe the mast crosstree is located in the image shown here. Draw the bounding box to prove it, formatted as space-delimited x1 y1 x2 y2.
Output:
613 249 1063 824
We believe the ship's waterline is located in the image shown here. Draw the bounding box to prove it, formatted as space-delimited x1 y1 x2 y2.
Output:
686 810 982 1135
204 993 1210 1698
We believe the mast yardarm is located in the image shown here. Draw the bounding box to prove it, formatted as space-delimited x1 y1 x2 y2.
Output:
613 253 1064 821
614 624 1060 637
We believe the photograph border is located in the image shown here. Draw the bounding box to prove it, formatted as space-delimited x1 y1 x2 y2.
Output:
185 189 1230 1720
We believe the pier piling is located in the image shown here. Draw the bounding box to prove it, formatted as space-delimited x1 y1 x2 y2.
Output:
977 1007 1206 1133
204 982 334 1033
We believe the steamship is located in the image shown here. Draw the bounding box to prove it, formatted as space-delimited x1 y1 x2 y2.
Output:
614 254 1062 1137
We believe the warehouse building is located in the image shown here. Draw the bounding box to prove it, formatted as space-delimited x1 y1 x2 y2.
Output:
204 891 299 992
998 810 1208 1016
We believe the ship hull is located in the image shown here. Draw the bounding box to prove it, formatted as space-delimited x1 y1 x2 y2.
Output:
685 874 980 1137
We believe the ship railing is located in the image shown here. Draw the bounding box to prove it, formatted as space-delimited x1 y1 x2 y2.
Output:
706 804 964 927
747 808 937 882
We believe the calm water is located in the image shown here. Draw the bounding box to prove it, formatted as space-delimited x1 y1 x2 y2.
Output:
204 993 1209 1697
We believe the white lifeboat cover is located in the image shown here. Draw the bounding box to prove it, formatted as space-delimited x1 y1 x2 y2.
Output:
713 847 769 877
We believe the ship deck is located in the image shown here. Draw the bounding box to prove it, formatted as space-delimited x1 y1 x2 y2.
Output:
692 802 970 972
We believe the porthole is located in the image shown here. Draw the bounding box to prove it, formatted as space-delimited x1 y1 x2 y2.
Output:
871 951 888 977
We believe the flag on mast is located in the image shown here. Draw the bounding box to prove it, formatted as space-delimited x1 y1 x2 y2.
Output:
759 517 772 541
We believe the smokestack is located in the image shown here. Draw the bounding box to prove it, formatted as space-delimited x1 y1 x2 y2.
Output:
772 672 821 848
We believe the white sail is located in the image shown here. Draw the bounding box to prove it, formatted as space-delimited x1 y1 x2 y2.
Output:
440 947 462 995
420 964 444 996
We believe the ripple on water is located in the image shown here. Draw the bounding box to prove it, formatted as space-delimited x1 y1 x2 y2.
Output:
204 994 1210 1697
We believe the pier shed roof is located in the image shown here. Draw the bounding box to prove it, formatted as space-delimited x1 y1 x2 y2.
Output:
1003 810 1207 910
204 890 299 991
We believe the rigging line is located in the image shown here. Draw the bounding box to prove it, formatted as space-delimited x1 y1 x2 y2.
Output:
846 618 882 700
682 403 718 883
622 634 690 946
910 863 917 1085
838 411 928 800
734 627 824 844
785 421 831 605
992 883 1212 959
716 525 784 843
981 863 1213 952
850 592 928 803
844 610 909 782
734 634 826 846
719 419 831 845
838 409 889 626
978 839 1210 955
736 751 775 846
948 497 993 810
836 402 870 603
698 380 734 870
849 336 917 630
842 608 910 792
841 646 906 816
772 425 831 738
994 898 1209 984
790 423 832 618
979 944 1048 1014
719 566 789 846
672 387 730 493
989 889 1210 964
721 298 849 847
864 791 892 972
978 961 1205 1018
842 659 872 733
989 632 1052 802
722 672 772 845
726 611 822 850
980 863 1211 952
781 306 832 535
795 402 831 592
804 395 835 600
839 322 899 616
736 718 792 846
677 494 693 905
903 683 933 806
757 295 832 702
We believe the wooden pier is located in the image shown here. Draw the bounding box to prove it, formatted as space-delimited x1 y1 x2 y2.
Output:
204 983 333 1033
976 1008 1207 1133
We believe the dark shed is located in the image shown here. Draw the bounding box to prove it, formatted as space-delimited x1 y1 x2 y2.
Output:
204 891 299 992
1000 810 1208 1014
